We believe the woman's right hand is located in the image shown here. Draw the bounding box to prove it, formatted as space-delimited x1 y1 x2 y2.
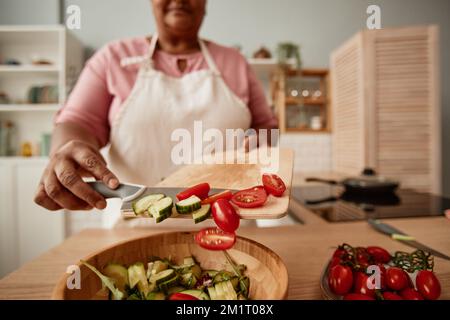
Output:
34 140 119 211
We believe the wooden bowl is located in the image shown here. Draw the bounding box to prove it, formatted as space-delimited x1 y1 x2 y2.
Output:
52 231 289 300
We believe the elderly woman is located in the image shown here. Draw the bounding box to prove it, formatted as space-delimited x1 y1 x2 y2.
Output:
34 0 277 212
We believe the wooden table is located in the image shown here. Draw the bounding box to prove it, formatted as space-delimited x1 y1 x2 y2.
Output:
0 216 449 299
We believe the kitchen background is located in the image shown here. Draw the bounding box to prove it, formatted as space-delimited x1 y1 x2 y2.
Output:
0 0 448 277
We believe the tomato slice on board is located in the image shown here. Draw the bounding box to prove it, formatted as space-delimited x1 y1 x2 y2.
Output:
169 293 199 300
262 173 286 197
212 199 240 233
231 186 267 208
176 183 210 201
201 190 233 205
195 227 236 251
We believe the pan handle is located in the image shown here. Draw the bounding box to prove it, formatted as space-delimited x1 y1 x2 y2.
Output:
305 196 338 205
305 177 339 185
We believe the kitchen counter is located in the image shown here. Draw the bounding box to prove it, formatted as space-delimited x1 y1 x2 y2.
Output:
0 216 449 299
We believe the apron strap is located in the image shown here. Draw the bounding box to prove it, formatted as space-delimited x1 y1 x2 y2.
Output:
199 40 221 76
120 33 220 75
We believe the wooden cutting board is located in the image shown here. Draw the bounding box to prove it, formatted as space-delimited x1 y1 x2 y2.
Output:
122 147 294 219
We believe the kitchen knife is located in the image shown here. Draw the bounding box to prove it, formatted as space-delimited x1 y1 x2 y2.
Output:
368 219 450 261
87 180 234 213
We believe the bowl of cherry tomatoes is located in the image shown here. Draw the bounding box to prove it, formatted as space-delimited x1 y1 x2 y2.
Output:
321 243 442 300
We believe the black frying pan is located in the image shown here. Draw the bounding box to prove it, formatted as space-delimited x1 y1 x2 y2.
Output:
305 168 399 194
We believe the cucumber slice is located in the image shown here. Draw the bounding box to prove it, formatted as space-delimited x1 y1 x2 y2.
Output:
190 264 202 279
224 280 238 300
128 262 150 295
103 263 129 293
132 194 165 215
146 292 166 300
151 260 168 275
149 197 173 223
158 274 179 293
192 204 211 223
180 272 197 289
175 195 201 214
153 269 176 285
180 290 210 300
208 287 218 300
214 281 226 300
183 256 196 265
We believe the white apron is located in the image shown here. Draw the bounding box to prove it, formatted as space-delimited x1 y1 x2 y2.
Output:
107 35 254 228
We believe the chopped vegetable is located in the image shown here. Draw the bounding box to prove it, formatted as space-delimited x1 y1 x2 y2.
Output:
86 255 249 300
175 195 201 214
262 173 286 197
176 183 210 201
132 194 165 215
231 186 267 208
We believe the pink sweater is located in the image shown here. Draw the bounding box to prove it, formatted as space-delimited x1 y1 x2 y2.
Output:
56 37 278 146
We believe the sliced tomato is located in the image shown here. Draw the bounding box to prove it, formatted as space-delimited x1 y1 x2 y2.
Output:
169 293 199 300
231 186 267 208
195 227 236 251
201 190 233 205
262 173 286 197
176 183 210 201
212 199 240 233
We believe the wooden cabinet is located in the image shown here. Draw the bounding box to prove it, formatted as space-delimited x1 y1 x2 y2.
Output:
330 25 441 193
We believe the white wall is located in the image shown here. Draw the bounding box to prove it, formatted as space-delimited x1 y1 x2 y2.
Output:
1 0 449 195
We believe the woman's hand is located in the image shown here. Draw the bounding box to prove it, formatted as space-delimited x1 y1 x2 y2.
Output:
34 140 119 211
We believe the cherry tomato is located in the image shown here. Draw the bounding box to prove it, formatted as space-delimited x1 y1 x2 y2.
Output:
366 246 391 264
400 288 424 300
231 186 267 208
385 267 409 291
343 293 375 300
176 183 210 201
354 247 370 269
169 293 199 300
333 248 346 259
382 292 403 300
329 256 342 270
328 265 353 295
353 272 375 298
416 270 441 300
212 199 240 233
201 190 233 205
262 173 286 197
195 227 236 251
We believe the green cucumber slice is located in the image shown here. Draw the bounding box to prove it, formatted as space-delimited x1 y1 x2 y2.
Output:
132 194 165 215
149 197 173 223
128 262 150 295
153 269 176 285
158 274 179 293
175 195 201 214
192 204 211 223
180 290 210 300
103 263 129 293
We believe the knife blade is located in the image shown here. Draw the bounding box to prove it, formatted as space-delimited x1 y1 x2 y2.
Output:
87 181 234 213
368 219 450 261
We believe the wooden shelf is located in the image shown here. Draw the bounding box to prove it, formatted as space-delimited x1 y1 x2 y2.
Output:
0 104 60 112
285 68 329 77
285 97 327 106
0 65 60 73
285 128 330 133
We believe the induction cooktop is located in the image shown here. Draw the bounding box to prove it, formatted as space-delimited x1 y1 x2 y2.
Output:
291 185 450 222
